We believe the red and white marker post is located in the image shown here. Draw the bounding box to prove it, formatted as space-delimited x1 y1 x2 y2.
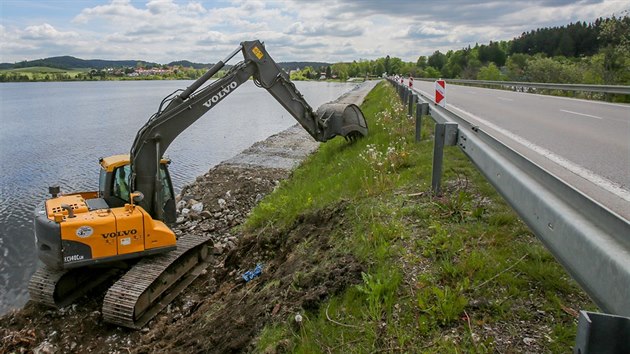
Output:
408 76 414 88
435 79 445 107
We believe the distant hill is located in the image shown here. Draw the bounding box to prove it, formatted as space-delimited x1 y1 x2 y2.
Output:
1 57 332 71
1 56 159 70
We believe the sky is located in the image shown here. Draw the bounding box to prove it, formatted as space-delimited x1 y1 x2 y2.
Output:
1 0 628 64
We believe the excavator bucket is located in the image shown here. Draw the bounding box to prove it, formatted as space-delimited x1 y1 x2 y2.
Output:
317 103 368 142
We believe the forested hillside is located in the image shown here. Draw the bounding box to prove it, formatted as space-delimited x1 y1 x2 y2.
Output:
0 56 159 70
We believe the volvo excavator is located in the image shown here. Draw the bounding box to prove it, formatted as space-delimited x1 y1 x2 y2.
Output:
29 40 368 329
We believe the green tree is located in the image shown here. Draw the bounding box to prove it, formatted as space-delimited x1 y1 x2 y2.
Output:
374 61 385 76
477 63 505 80
461 57 482 79
416 56 427 69
505 53 529 80
478 42 506 66
303 66 316 79
388 57 403 74
525 57 581 83
442 49 468 78
597 16 630 84
423 66 441 78
558 31 575 57
428 50 447 70
332 63 349 81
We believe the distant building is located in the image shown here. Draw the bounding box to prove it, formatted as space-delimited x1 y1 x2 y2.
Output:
131 67 174 76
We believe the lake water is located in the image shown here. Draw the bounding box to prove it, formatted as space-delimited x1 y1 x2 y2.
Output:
0 79 356 315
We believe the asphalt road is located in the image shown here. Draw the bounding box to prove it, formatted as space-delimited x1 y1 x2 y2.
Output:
409 79 630 220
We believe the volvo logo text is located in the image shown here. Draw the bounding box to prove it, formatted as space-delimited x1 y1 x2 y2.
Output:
102 229 138 239
203 81 238 108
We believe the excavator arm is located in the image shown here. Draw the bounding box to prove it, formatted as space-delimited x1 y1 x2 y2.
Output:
130 40 368 221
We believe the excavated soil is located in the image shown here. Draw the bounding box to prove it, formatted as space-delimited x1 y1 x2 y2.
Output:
135 202 363 353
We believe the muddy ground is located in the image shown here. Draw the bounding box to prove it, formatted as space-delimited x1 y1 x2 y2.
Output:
1 82 377 354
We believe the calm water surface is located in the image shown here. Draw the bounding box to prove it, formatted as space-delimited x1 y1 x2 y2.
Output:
0 79 356 314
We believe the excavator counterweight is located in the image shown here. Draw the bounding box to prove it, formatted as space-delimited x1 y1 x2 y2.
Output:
30 39 369 329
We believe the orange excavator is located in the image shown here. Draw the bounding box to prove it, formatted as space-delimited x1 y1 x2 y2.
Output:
29 40 368 328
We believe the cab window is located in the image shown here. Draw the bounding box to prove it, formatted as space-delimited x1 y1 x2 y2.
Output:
159 165 174 205
113 165 131 202
159 164 176 223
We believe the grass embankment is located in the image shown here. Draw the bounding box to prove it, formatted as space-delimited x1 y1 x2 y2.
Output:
244 81 593 352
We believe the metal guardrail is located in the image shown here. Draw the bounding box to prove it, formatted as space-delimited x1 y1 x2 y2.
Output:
413 77 630 95
388 78 630 352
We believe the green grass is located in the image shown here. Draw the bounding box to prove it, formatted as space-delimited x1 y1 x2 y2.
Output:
0 67 89 80
247 81 594 352
9 66 75 73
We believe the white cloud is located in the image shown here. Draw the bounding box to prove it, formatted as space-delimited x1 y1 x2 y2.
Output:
73 0 147 24
2 0 629 64
22 23 78 40
286 21 364 37
406 23 450 39
185 2 207 14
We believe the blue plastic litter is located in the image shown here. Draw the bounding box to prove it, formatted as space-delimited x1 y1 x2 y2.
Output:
242 263 264 282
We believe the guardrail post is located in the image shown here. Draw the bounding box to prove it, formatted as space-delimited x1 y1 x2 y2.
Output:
432 122 458 195
575 311 630 354
415 102 428 142
421 102 429 116
408 93 416 117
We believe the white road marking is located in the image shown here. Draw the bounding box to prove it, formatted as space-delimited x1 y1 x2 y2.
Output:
560 109 603 120
498 97 513 102
444 105 630 203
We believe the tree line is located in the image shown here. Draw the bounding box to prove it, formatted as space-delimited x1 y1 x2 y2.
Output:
0 66 218 82
293 16 629 87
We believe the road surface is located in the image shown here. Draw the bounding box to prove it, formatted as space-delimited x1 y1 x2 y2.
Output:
409 79 630 220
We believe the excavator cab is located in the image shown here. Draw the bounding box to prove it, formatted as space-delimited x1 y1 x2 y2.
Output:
99 155 175 223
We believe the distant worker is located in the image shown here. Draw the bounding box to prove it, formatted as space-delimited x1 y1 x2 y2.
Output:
409 76 414 88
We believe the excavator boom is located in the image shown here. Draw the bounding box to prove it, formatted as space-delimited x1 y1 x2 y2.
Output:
131 40 367 221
